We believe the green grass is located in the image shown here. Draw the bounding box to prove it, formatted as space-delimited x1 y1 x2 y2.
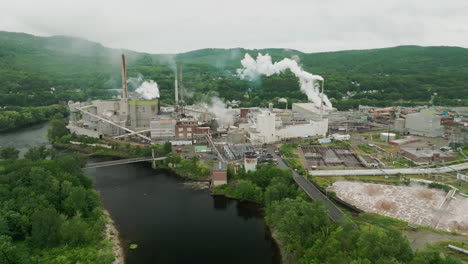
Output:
358 144 376 153
431 241 468 262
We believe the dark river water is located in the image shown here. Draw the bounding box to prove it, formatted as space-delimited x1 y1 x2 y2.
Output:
0 122 51 156
86 163 280 264
4 123 280 264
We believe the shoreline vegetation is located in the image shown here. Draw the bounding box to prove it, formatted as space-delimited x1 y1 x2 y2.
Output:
0 105 68 133
211 164 465 264
104 210 124 264
0 149 117 263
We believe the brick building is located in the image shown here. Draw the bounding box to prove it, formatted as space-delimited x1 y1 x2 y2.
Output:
399 148 455 164
212 162 227 186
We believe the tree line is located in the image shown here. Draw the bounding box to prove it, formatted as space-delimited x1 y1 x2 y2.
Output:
0 147 115 263
213 164 463 264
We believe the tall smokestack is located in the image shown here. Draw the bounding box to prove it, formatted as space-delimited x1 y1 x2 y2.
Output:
175 75 179 104
179 63 184 103
157 97 161 115
121 54 128 101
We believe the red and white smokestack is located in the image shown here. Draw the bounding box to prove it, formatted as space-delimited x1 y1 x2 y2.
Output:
121 54 128 100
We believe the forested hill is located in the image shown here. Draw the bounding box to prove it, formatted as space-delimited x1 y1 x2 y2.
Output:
1 31 467 109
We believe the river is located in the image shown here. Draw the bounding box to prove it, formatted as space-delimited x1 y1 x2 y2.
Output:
5 123 280 264
0 122 51 156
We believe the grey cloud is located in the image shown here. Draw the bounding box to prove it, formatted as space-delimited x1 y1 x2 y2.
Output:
1 0 467 53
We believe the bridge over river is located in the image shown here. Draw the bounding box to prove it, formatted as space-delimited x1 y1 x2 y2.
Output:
83 157 167 169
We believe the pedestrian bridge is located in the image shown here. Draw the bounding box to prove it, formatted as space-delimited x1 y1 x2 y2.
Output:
83 157 166 169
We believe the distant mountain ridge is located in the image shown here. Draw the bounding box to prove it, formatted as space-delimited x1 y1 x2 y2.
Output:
0 31 467 109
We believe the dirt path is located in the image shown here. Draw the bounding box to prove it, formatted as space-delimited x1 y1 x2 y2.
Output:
404 230 468 250
104 210 125 264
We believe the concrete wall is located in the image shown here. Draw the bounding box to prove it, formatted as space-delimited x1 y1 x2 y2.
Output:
68 126 102 139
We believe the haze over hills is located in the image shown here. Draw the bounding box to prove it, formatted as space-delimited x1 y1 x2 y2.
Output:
0 31 467 109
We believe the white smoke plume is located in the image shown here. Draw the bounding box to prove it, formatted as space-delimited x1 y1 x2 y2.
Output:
135 80 160 99
237 53 332 109
203 97 234 126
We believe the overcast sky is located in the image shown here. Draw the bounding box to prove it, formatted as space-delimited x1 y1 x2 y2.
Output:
2 0 467 54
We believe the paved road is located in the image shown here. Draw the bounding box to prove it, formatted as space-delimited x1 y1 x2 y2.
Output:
266 145 344 221
310 162 468 176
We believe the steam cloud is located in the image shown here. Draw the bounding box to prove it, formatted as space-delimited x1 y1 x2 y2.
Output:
135 80 160 99
237 53 332 109
203 97 234 126
128 74 160 100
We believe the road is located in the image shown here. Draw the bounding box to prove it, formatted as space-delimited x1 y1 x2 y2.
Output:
266 146 344 221
310 162 468 176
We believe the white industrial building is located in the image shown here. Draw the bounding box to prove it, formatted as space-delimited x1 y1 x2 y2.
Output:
249 110 328 144
405 113 443 137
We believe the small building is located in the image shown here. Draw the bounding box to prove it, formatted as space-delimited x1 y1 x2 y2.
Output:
318 138 331 144
380 132 396 142
244 152 258 172
332 133 350 141
400 148 456 164
389 137 421 146
194 146 210 153
212 162 228 186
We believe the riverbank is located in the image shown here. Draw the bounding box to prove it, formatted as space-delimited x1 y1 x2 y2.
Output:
104 210 125 264
211 192 286 264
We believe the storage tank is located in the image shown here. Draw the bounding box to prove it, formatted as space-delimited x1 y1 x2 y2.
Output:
244 152 257 172
380 132 396 142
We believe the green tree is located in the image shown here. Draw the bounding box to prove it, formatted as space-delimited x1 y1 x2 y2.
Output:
24 145 50 161
163 141 172 154
0 235 29 264
47 119 69 142
30 208 62 248
0 146 19 160
235 180 263 202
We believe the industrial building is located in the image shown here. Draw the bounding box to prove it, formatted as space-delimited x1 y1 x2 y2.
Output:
248 106 328 144
405 113 443 137
399 148 455 164
67 54 213 144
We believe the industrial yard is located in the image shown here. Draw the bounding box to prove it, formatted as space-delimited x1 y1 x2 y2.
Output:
329 181 468 234
63 53 468 243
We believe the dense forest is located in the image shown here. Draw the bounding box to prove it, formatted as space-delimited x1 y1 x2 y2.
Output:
213 164 463 264
0 147 115 263
0 105 68 132
1 31 467 110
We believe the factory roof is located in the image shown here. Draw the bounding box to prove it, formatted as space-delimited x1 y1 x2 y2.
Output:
292 103 321 114
213 162 227 171
401 148 453 158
